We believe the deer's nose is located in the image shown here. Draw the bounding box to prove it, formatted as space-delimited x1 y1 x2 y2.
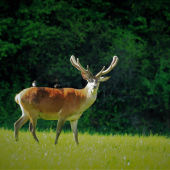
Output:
93 85 98 89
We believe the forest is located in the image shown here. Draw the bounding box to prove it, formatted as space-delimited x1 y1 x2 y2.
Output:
0 0 170 135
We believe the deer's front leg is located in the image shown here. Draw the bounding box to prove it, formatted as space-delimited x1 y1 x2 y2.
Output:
70 120 79 145
55 118 66 144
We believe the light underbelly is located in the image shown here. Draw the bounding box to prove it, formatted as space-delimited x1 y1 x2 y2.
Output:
38 111 82 121
38 111 60 120
67 112 83 121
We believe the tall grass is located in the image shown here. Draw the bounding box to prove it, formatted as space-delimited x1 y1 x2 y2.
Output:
0 128 170 169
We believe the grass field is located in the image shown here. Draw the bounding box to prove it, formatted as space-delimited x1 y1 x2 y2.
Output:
0 128 170 169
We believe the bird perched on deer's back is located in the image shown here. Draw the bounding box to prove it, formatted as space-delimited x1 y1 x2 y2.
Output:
32 80 37 87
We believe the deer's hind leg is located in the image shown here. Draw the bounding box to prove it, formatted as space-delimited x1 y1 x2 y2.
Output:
14 110 29 141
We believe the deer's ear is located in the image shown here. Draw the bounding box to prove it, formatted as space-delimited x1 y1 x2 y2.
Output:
81 72 90 80
99 76 111 82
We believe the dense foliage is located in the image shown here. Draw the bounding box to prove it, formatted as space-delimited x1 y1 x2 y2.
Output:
0 0 170 135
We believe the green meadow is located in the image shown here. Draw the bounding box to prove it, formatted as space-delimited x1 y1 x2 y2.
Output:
0 128 170 169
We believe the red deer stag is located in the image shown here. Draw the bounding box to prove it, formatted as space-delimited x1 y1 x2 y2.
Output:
14 55 118 144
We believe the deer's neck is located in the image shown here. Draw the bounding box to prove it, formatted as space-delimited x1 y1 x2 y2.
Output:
72 83 98 114
82 83 98 104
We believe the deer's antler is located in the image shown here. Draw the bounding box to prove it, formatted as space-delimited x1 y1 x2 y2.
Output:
70 55 93 77
95 56 118 78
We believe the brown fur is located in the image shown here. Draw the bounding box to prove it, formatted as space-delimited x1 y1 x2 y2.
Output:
19 87 87 119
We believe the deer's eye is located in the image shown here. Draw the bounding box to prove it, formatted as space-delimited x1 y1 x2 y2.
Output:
89 79 94 83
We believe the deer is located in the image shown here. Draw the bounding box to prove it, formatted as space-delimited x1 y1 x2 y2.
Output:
14 55 118 145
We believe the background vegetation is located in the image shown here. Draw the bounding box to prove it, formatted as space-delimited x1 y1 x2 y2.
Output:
0 0 170 135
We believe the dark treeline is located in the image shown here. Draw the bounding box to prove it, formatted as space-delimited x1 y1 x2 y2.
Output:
1 0 170 135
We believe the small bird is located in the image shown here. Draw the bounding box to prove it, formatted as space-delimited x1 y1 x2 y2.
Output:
32 80 37 87
54 84 60 88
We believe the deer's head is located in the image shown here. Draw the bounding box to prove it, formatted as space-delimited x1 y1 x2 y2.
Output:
70 55 118 94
